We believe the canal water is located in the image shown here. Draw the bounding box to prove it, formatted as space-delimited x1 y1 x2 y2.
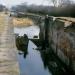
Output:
14 26 70 75
14 26 40 39
14 26 51 75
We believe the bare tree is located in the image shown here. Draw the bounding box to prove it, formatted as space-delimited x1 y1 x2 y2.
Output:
48 0 72 7
51 0 57 7
59 0 73 7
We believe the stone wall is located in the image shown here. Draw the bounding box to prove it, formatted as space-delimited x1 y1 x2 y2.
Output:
39 17 75 71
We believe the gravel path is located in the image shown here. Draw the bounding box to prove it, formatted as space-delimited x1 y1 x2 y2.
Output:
0 14 20 75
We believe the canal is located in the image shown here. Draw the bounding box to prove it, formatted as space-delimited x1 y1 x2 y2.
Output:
14 26 73 75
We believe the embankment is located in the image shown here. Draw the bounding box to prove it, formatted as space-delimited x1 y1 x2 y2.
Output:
39 16 75 72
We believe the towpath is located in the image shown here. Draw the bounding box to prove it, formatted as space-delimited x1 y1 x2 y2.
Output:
0 13 20 75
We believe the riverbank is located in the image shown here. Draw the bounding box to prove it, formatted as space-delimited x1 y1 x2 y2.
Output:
0 13 6 33
0 13 20 75
39 16 75 72
13 17 34 27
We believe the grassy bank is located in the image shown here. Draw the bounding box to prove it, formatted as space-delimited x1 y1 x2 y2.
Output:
0 13 6 33
13 17 34 27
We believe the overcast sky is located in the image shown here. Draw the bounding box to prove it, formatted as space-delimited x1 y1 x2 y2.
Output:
1 0 75 8
0 0 51 7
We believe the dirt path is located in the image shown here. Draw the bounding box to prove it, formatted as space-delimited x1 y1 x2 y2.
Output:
0 13 20 75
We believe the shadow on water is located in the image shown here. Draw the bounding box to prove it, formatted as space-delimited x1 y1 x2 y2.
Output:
37 49 67 75
15 34 72 75
15 34 52 75
31 38 75 75
15 26 75 75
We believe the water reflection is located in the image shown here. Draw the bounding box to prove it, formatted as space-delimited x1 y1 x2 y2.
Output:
39 49 65 75
16 34 29 58
31 38 74 75
14 26 39 39
14 26 74 75
38 46 75 75
15 34 67 75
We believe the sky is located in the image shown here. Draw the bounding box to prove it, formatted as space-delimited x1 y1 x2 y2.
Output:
0 0 51 7
1 0 75 8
